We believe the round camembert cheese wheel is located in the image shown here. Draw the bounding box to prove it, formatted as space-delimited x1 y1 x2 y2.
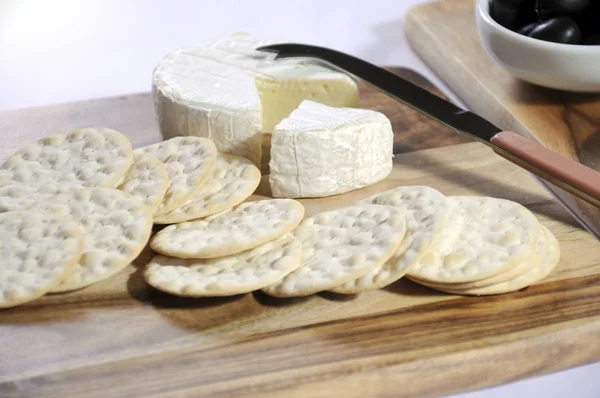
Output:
152 32 359 166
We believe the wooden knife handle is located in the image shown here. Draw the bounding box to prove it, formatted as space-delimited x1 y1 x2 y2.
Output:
490 131 600 207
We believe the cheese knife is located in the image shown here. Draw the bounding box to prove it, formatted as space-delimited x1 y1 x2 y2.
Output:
256 43 600 209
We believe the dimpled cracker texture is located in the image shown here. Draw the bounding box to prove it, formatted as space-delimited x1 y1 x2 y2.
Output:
407 196 541 284
29 188 153 292
117 154 169 213
0 127 133 212
261 204 407 298
409 220 549 290
153 153 261 224
151 199 305 259
134 137 217 216
144 233 302 297
425 225 560 296
203 207 233 221
332 186 450 294
0 210 84 308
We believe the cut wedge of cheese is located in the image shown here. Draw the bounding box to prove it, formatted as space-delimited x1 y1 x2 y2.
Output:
153 32 359 166
269 100 394 198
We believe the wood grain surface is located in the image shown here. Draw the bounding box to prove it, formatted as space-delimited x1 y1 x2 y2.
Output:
404 0 600 239
1 68 599 398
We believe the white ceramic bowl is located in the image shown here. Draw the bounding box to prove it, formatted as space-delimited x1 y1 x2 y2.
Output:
476 0 600 92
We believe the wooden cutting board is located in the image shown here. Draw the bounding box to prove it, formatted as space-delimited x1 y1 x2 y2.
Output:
405 0 600 239
2 69 600 398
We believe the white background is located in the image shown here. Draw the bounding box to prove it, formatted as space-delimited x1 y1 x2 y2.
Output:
1 0 600 396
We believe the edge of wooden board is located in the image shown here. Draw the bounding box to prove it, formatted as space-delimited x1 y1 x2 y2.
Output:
6 273 600 398
403 0 600 240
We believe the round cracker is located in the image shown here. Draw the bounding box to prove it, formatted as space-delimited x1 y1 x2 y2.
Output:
261 204 407 298
144 233 302 297
0 210 84 308
117 154 169 213
408 222 547 290
423 225 560 296
203 207 233 221
135 137 217 216
0 127 133 212
150 199 305 259
29 188 154 292
407 196 541 284
153 153 261 224
332 186 449 294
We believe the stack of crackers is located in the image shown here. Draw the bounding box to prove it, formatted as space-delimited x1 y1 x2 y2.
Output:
0 128 255 307
0 128 560 308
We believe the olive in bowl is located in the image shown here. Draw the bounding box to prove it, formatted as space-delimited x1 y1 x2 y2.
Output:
488 0 599 45
476 0 600 92
528 17 581 44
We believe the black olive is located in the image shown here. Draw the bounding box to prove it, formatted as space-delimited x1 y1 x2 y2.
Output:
517 22 539 35
528 16 582 44
489 0 537 31
536 0 591 18
490 0 521 29
582 35 600 45
516 2 540 30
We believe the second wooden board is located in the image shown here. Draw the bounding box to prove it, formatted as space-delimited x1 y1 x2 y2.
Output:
405 0 600 239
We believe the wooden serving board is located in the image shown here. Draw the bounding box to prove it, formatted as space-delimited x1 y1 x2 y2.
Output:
1 69 600 398
405 0 600 239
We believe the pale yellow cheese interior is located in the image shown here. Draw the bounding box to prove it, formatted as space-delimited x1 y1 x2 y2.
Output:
256 75 360 133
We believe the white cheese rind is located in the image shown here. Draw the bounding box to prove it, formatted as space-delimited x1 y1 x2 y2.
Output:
152 33 359 167
269 100 394 198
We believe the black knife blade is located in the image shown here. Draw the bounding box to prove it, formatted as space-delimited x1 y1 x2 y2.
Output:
256 43 502 145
